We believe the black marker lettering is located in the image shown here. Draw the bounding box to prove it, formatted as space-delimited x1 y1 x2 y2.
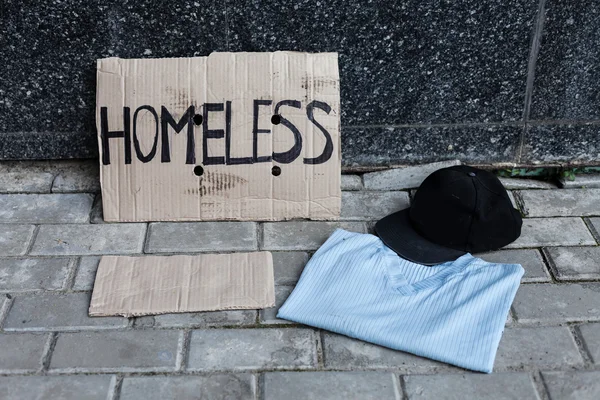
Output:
132 105 159 163
161 106 196 164
304 100 333 165
252 99 273 163
273 100 302 163
225 101 253 165
202 103 226 165
101 106 131 165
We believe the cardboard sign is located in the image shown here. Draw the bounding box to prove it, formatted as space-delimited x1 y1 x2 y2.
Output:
96 52 341 221
89 253 275 317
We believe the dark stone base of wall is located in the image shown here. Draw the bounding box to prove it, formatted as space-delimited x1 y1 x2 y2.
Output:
2 124 598 167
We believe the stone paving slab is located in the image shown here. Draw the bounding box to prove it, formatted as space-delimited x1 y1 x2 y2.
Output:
50 330 180 372
264 372 399 400
260 286 294 324
0 225 35 256
120 374 256 400
494 327 583 370
478 249 550 282
0 194 93 224
0 257 71 292
545 246 600 281
51 162 100 193
3 292 127 332
30 223 147 255
542 371 600 400
273 252 309 285
135 310 257 328
187 328 317 371
363 160 461 190
0 171 54 194
145 222 257 253
262 221 366 251
341 175 363 190
518 189 600 217
559 174 600 189
505 218 596 248
579 323 600 364
0 333 47 372
0 375 114 400
403 372 539 400
499 177 557 189
341 191 410 220
322 333 458 372
512 283 600 324
72 256 100 291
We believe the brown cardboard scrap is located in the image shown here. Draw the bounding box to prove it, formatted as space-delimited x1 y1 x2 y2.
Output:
96 52 341 222
89 253 275 317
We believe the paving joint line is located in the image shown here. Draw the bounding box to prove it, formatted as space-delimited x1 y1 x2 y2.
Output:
40 332 58 373
24 225 41 255
569 325 595 367
397 374 410 400
107 374 123 400
583 217 600 244
539 248 560 283
176 329 191 372
63 257 81 290
0 294 14 330
531 370 551 400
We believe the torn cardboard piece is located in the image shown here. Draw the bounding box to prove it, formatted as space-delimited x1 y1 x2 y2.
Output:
89 252 275 317
96 52 341 222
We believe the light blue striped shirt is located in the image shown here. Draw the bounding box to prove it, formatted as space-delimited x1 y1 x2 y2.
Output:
277 229 524 373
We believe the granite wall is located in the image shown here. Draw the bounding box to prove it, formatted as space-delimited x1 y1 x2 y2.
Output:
0 0 598 167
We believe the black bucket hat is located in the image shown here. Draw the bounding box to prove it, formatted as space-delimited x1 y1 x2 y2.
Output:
375 165 522 265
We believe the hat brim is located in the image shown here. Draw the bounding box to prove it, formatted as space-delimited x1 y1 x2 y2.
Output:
375 208 467 266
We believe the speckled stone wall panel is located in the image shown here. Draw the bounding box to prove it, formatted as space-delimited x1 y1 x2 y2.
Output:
0 0 227 156
522 124 600 164
227 0 538 126
342 125 522 166
531 1 600 120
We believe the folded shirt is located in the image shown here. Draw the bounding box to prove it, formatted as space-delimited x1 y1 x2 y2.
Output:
277 229 524 373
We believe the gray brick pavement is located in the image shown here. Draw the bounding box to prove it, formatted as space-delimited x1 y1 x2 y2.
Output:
341 175 363 190
3 292 127 331
0 333 47 372
264 372 399 400
518 189 600 217
545 246 600 280
50 330 180 371
135 310 257 328
499 177 556 189
478 249 550 282
72 256 100 290
494 327 583 370
0 172 54 194
0 225 35 256
273 252 309 285
403 372 539 400
262 221 366 250
322 333 457 372
0 376 114 400
120 374 256 400
506 218 596 248
579 323 600 364
512 283 600 324
145 222 257 253
187 328 317 371
0 258 71 292
363 160 461 190
0 194 93 224
260 286 294 324
542 371 600 400
31 223 147 255
341 191 409 220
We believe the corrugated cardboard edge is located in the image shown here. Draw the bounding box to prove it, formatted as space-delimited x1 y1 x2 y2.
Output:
89 252 275 318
